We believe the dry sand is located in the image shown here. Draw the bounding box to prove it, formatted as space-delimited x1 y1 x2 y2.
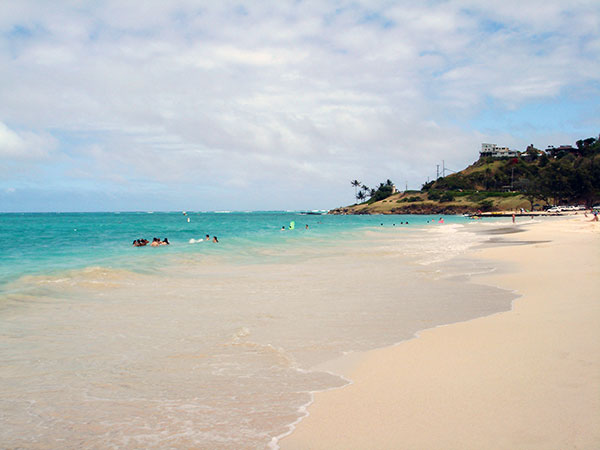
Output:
281 216 600 449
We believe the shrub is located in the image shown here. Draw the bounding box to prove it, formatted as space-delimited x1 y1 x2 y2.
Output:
439 192 455 202
428 190 441 201
478 200 494 211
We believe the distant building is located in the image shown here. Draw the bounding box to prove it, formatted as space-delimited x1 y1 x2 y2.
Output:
480 143 520 158
545 145 578 158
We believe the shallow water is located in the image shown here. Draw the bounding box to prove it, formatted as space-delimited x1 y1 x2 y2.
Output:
0 212 516 449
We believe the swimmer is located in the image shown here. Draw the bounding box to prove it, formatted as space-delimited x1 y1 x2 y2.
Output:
205 234 210 241
281 226 286 230
213 236 219 243
305 224 309 230
151 237 161 247
133 239 147 247
161 238 170 245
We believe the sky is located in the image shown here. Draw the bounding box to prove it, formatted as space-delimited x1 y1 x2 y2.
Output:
0 0 599 212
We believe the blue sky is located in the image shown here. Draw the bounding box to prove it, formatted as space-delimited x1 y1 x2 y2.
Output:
0 0 599 212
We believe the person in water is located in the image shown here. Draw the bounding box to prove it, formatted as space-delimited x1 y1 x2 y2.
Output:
161 238 170 245
205 234 210 241
151 237 161 247
213 236 219 243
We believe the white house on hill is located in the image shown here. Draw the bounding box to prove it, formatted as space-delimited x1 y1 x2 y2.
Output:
480 143 520 158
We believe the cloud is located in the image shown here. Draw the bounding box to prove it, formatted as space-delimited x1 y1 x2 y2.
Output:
0 0 598 210
0 122 55 160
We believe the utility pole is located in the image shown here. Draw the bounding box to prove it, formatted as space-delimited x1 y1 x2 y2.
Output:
511 167 514 191
443 160 446 177
436 165 440 179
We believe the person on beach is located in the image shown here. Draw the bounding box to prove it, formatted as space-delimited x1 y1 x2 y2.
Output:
512 214 516 223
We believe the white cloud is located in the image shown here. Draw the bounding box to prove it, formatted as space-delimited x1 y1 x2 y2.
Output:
0 122 55 160
0 0 598 209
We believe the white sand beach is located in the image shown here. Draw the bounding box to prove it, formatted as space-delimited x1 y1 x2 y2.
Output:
282 216 600 449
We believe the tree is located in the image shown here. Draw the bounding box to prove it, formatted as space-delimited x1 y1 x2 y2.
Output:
360 185 370 199
421 180 434 191
524 145 540 162
439 192 455 202
351 180 361 202
516 178 541 210
369 181 395 202
356 191 366 203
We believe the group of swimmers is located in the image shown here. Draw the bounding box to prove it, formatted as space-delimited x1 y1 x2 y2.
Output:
132 237 170 247
134 234 221 246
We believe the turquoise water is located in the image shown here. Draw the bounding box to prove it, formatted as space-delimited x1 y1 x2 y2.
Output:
0 211 466 288
1 211 515 449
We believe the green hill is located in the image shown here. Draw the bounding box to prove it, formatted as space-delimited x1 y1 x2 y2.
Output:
331 135 600 215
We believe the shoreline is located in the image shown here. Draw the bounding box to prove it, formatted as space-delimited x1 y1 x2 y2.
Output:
280 216 600 449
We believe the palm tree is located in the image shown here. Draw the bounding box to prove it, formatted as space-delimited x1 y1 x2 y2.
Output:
360 185 370 199
351 179 361 201
356 191 366 203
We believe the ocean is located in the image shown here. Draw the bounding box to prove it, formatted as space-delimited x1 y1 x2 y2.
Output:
0 212 516 449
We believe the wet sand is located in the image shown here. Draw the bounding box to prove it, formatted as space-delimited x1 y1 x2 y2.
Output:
281 216 600 449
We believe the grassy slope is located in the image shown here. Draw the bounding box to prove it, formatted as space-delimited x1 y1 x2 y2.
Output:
333 191 535 215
